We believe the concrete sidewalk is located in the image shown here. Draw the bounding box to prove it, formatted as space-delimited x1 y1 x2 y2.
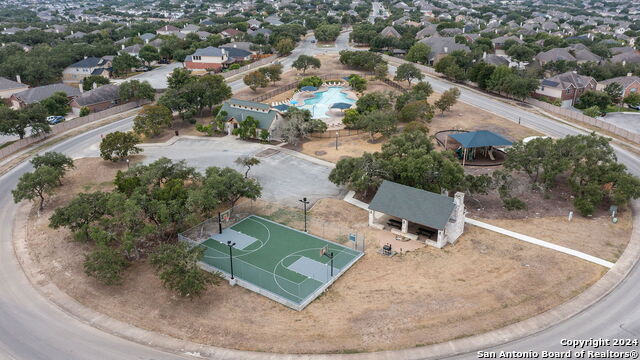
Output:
466 218 615 268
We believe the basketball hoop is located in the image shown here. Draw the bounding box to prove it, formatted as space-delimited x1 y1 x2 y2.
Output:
319 245 328 257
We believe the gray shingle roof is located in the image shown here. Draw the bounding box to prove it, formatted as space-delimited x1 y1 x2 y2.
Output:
73 84 119 107
0 76 28 91
192 46 225 57
67 57 107 69
543 71 594 90
368 180 455 230
13 83 81 104
419 36 470 60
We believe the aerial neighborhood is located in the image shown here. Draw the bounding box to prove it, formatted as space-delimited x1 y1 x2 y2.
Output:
0 0 639 358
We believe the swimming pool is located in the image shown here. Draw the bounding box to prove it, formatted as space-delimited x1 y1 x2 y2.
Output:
297 87 355 119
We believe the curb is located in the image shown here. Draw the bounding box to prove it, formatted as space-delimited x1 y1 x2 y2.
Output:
12 177 639 360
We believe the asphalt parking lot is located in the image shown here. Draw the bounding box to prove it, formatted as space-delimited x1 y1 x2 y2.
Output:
139 137 342 207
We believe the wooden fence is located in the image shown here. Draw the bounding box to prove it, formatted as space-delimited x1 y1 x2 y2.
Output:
0 100 147 160
525 98 640 144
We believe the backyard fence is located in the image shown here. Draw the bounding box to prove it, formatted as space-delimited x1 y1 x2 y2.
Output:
525 98 640 144
0 100 148 160
220 54 279 79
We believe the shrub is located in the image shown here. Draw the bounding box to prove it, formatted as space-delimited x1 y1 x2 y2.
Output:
503 197 527 211
297 76 323 89
79 106 90 117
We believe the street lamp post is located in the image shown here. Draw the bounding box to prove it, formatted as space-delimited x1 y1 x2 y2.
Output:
299 197 309 232
226 241 236 279
335 131 339 150
126 158 130 168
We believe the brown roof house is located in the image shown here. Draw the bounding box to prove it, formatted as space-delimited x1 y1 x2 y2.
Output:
597 74 640 99
534 71 597 108
70 84 121 116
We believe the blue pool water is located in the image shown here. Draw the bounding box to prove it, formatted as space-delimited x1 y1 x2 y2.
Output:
297 87 355 119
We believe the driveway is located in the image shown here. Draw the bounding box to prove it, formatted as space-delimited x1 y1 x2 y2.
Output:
603 112 640 135
139 137 342 207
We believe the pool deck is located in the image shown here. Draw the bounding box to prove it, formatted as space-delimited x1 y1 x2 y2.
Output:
290 84 358 130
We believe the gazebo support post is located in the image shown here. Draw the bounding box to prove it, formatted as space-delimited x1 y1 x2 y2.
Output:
462 148 467 166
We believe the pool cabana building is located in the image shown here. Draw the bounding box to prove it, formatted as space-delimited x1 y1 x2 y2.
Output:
447 130 512 165
219 98 281 137
367 181 466 248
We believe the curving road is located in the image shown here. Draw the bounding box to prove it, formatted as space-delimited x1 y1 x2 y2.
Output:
0 36 639 359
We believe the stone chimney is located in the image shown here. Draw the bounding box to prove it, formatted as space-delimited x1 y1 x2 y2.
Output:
121 44 125 50
483 51 487 59
628 73 633 77
84 55 87 59
16 74 21 83
78 83 83 93
93 81 98 89
71 30 74 35
444 46 448 53
519 34 523 40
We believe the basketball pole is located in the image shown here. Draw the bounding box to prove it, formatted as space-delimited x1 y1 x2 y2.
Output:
218 211 222 234
299 197 310 232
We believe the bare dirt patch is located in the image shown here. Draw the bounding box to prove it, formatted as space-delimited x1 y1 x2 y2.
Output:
19 158 610 354
428 92 541 142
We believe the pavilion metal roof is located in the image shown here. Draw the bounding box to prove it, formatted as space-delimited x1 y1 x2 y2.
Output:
448 130 512 149
368 181 455 230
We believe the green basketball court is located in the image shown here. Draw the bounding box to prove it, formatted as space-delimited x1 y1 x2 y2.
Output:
196 215 363 310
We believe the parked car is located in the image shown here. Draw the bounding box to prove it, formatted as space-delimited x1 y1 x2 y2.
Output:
629 104 640 111
158 59 169 64
135 66 151 72
46 116 65 125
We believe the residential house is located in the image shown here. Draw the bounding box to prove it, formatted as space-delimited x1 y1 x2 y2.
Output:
491 35 523 49
247 19 261 30
65 31 86 40
598 74 640 98
221 28 243 39
181 24 200 34
184 46 229 73
380 26 401 39
247 28 272 38
70 84 121 116
121 44 144 58
534 71 597 108
612 51 640 65
265 16 283 26
415 24 438 39
156 25 180 35
139 33 156 43
418 36 471 65
534 48 575 66
220 46 253 62
219 98 280 137
10 83 81 110
0 76 29 99
62 57 112 85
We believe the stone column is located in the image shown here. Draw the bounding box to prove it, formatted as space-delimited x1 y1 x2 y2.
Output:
368 210 375 226
401 219 408 234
